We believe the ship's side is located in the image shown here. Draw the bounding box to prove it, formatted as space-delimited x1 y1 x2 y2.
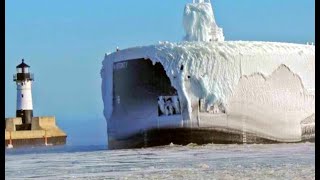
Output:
101 41 315 149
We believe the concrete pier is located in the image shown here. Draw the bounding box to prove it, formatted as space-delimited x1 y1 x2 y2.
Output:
5 116 67 148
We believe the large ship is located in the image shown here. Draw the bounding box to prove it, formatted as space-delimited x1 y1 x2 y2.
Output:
101 0 315 149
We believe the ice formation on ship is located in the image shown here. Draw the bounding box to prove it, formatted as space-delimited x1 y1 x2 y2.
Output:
101 0 315 149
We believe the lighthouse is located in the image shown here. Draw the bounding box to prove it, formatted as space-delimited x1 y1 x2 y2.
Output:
5 58 66 148
13 59 34 124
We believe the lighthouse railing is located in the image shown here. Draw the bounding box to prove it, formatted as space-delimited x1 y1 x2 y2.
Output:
30 73 34 81
13 73 34 81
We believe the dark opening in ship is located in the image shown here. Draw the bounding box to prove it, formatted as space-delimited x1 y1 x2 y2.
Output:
110 58 181 140
113 58 177 103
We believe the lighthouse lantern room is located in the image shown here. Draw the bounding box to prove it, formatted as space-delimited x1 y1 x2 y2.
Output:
13 59 34 124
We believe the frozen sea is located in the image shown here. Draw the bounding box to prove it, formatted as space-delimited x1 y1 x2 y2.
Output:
5 143 315 180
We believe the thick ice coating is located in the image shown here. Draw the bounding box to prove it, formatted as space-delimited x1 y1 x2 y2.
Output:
101 0 314 144
183 0 224 42
101 41 315 142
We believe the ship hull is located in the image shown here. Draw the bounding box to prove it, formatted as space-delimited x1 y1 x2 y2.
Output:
108 127 315 150
103 42 315 149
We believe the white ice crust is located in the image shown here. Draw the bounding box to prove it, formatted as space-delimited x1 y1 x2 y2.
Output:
101 41 315 141
183 0 224 42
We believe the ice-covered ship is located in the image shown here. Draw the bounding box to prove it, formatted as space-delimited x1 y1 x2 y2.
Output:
101 0 315 149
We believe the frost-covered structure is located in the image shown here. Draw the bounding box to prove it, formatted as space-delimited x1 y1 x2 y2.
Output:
101 1 314 149
183 0 224 42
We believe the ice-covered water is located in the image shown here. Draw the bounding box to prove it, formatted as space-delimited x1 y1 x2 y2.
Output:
6 143 314 179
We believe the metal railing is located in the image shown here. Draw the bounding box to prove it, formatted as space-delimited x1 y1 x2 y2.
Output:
13 73 34 81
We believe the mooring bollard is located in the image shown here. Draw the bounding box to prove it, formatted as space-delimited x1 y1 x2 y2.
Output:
44 130 48 145
8 131 13 148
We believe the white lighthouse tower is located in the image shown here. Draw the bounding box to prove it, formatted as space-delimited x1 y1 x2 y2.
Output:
13 59 34 124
